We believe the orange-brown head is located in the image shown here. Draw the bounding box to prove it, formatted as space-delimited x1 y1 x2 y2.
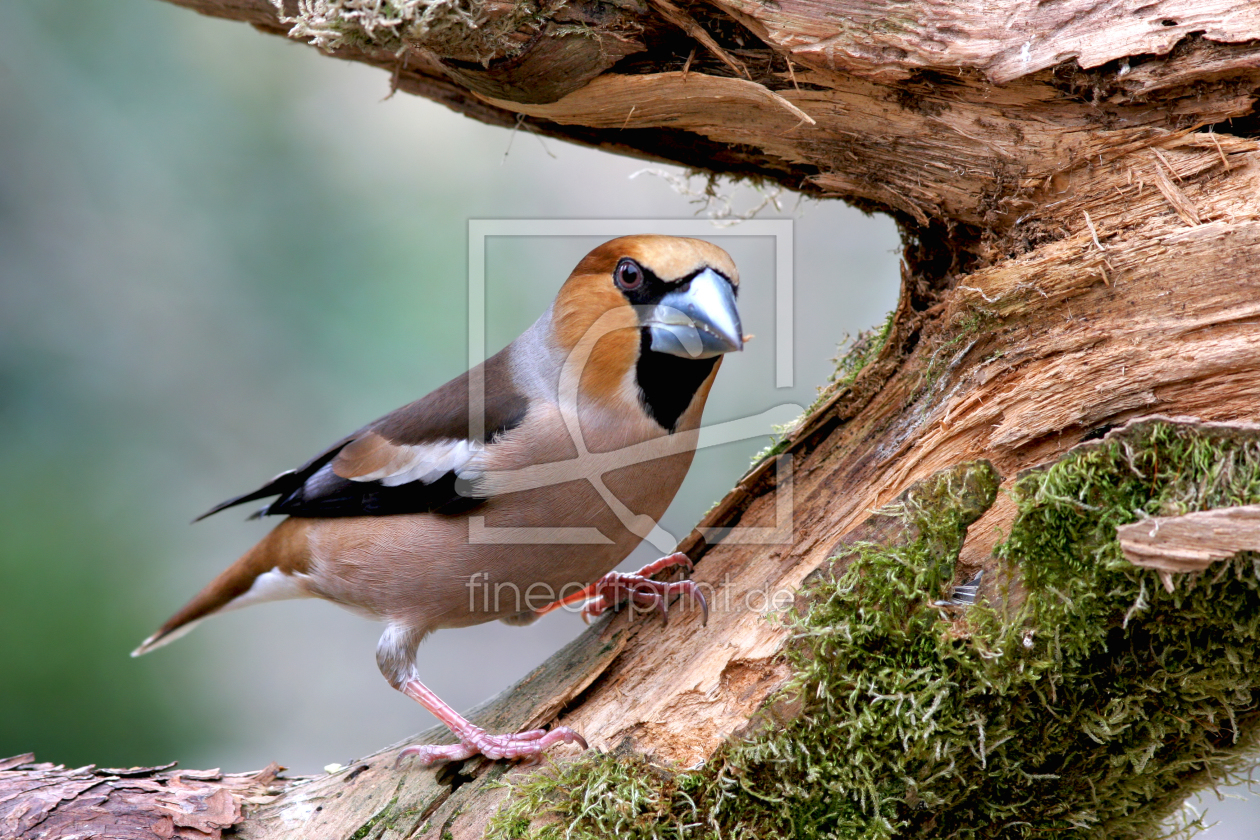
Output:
550 235 742 429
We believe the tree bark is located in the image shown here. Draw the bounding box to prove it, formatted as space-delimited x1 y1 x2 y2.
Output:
5 0 1260 837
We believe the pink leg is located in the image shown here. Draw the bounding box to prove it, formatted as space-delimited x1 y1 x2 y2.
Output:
396 678 587 766
534 552 708 626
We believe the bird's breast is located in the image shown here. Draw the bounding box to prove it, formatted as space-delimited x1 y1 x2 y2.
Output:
303 411 700 632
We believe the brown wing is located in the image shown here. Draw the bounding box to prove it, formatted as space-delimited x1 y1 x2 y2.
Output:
195 348 529 520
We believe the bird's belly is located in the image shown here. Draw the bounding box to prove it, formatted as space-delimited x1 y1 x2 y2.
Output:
305 461 689 632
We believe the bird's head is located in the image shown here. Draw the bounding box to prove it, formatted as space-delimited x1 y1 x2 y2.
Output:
551 235 743 427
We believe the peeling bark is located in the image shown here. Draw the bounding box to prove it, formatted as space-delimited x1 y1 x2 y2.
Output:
6 0 1260 836
1120 503 1260 577
0 755 281 839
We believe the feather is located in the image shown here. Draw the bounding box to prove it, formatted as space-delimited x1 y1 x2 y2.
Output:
196 347 527 520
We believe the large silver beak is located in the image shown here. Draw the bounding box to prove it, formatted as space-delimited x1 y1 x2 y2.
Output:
644 268 744 359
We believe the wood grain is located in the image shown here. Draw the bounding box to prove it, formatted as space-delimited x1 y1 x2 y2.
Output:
709 0 1260 81
1119 504 1260 576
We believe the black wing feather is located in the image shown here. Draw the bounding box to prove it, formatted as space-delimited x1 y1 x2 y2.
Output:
263 466 483 518
192 438 352 522
196 348 527 521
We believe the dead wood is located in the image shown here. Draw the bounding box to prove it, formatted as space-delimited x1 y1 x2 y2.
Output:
0 755 281 839
1120 503 1260 579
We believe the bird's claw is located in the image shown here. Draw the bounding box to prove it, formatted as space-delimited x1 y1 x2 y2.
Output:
580 552 708 626
396 725 588 767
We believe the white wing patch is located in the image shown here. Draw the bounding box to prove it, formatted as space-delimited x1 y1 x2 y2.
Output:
350 439 485 487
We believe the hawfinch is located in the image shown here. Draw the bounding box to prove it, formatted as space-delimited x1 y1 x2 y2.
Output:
134 235 743 764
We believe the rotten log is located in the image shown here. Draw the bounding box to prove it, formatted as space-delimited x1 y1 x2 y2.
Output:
6 0 1260 837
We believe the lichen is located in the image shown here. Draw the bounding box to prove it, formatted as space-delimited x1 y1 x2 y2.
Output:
274 0 564 62
489 420 1260 839
628 169 790 227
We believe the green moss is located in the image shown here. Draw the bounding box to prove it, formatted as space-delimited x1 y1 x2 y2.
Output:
829 312 895 392
745 422 796 471
491 421 1260 839
349 788 401 840
348 776 434 840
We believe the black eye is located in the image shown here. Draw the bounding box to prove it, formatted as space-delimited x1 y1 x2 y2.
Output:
614 258 643 291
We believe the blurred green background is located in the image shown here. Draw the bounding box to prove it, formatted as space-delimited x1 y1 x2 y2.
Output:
0 1 1252 834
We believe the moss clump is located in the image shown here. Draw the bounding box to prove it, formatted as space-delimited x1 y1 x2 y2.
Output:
491 420 1260 839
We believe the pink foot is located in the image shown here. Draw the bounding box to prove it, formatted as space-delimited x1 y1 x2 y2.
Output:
397 724 587 767
395 678 588 767
536 552 708 625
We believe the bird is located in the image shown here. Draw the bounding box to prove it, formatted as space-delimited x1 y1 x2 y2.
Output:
132 235 744 765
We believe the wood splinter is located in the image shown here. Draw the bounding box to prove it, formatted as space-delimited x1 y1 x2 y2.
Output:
647 0 749 79
1117 503 1260 592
